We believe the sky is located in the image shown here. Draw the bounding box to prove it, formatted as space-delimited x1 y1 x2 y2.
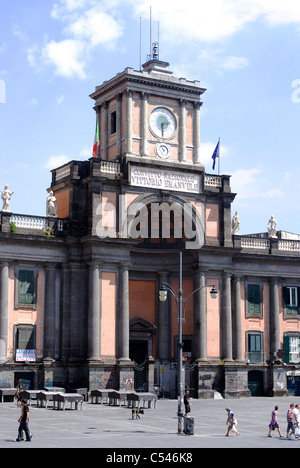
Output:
0 0 300 235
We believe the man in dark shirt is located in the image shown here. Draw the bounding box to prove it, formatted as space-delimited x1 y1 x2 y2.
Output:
16 399 32 442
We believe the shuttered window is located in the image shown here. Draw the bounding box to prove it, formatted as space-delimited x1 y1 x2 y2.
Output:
284 335 300 363
18 270 34 305
16 327 35 350
247 284 261 316
283 287 300 315
248 333 263 363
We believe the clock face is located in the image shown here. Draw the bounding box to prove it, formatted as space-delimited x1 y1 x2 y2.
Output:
156 143 171 159
150 107 177 139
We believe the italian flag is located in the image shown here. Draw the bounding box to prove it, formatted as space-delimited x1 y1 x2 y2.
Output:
93 118 100 157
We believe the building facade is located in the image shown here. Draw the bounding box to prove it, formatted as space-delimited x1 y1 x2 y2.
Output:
1 59 300 398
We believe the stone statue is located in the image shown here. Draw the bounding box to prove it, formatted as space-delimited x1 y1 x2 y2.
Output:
46 190 57 217
232 211 240 235
1 185 14 212
268 215 278 238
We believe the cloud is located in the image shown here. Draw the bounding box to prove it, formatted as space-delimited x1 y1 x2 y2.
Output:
130 0 300 44
42 39 87 79
231 167 286 201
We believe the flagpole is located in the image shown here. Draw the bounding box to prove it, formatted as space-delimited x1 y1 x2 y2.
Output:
218 137 220 175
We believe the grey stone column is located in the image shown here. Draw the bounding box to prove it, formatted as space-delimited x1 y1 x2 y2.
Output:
193 102 202 164
88 263 101 361
103 101 109 160
118 265 130 361
0 262 9 362
270 278 280 360
60 264 70 360
140 92 149 157
44 264 56 359
233 275 243 361
193 271 207 361
158 272 170 361
222 272 233 361
179 99 187 162
116 93 123 156
125 90 133 154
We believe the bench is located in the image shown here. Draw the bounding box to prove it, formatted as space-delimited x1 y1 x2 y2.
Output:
37 391 63 408
69 388 88 402
21 390 40 406
90 389 115 404
0 388 17 403
108 391 130 406
53 393 83 410
127 392 158 409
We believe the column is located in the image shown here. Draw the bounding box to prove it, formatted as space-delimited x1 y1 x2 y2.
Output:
44 264 56 359
140 92 149 157
116 93 123 156
88 263 101 361
270 278 280 360
60 264 70 360
222 272 233 361
193 271 207 361
179 99 187 162
233 275 243 361
158 272 170 361
0 262 9 362
103 101 109 160
125 90 133 154
118 265 130 361
193 102 202 164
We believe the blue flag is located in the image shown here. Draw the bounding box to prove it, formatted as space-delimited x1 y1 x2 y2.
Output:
212 139 220 171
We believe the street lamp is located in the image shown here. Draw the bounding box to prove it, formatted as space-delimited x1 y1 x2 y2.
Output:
159 252 218 434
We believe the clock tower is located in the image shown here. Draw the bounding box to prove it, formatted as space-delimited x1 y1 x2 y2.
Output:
90 59 206 166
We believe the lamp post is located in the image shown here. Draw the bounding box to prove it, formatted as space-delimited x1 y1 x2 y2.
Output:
159 252 218 434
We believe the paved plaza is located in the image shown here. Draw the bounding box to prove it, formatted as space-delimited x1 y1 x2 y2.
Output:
1 396 300 449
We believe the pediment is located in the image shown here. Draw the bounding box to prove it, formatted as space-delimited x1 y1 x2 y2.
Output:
129 317 157 332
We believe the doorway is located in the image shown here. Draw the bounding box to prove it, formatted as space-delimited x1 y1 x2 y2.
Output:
130 340 147 391
248 370 264 396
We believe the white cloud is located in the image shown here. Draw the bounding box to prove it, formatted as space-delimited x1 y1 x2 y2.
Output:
130 0 300 44
65 7 123 48
42 39 87 79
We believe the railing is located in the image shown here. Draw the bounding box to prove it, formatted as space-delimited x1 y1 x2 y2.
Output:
204 175 222 188
10 214 47 231
241 237 270 250
99 161 121 176
278 240 300 252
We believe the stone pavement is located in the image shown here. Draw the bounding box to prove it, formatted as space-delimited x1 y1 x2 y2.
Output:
1 396 300 449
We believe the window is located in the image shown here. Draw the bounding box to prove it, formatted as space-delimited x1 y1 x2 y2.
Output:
15 267 38 309
110 111 117 135
284 335 300 363
18 270 34 305
283 286 300 315
16 326 35 350
247 333 263 363
246 284 262 317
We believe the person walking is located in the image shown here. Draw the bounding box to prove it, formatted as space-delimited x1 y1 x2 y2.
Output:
225 407 240 437
292 404 300 439
268 406 283 438
286 403 295 439
184 390 192 417
16 399 32 442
